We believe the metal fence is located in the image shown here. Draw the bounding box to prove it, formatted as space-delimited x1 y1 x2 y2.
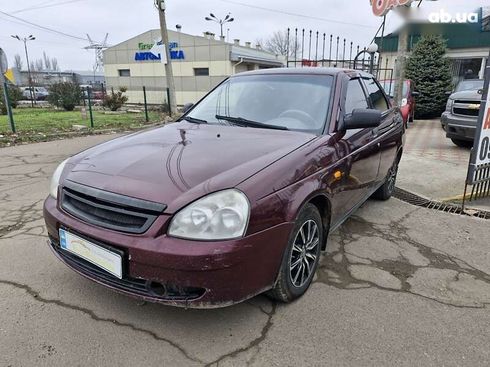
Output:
285 28 394 81
0 84 170 134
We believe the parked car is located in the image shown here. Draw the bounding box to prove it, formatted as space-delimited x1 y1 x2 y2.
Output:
380 79 418 128
21 86 49 101
442 79 484 147
44 68 405 308
80 85 104 100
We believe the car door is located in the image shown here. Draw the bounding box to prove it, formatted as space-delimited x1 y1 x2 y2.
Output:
362 76 400 182
329 76 381 223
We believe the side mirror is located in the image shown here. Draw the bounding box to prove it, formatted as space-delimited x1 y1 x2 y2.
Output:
344 109 382 130
411 91 420 97
182 103 194 114
445 91 453 96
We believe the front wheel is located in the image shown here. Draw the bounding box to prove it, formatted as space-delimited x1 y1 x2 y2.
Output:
268 204 323 303
372 159 399 200
451 138 473 148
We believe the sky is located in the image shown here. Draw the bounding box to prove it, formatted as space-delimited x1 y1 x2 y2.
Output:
0 0 486 71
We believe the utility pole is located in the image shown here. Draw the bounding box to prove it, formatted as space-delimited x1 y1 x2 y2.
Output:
156 0 177 115
12 35 36 106
393 6 411 106
393 27 408 106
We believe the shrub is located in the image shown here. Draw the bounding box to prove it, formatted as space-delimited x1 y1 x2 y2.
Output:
405 35 453 119
48 82 82 111
103 87 128 111
0 84 23 114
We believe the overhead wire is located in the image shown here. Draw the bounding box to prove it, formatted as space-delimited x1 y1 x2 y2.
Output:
216 0 376 29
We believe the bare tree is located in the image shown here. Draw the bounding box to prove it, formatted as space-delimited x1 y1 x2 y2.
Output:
43 51 52 70
51 57 60 71
260 30 299 57
30 61 36 72
14 54 23 70
35 59 44 71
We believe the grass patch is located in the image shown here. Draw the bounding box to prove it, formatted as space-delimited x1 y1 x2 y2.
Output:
0 107 167 135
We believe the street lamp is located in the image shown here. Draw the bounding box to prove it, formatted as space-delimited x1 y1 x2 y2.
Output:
12 34 36 106
205 13 234 39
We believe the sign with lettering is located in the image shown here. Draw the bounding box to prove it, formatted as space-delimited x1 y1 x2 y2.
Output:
134 40 184 63
466 52 490 196
370 0 413 17
474 74 490 166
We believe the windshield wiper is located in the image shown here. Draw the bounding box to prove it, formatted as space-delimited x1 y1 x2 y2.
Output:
215 115 289 131
182 116 208 124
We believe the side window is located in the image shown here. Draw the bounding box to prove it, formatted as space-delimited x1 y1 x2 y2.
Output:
345 79 369 115
364 78 389 112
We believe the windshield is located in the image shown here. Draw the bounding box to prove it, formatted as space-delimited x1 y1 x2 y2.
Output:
455 80 484 92
186 74 333 134
380 80 409 97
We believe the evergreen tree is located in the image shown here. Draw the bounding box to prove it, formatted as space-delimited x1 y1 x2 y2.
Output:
405 35 452 118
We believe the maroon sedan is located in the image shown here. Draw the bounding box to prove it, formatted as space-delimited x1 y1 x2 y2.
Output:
44 68 404 308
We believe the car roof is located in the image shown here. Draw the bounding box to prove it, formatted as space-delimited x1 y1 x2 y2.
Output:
230 67 375 79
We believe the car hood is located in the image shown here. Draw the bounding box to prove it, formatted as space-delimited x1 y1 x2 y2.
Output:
450 90 482 101
64 122 316 213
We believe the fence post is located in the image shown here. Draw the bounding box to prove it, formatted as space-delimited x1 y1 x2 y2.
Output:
166 87 172 116
86 87 94 128
143 86 149 122
2 82 15 133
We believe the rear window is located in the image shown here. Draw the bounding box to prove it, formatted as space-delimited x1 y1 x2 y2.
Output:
380 80 409 98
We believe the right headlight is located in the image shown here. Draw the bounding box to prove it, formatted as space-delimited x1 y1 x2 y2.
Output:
446 98 454 111
168 189 250 240
49 158 69 199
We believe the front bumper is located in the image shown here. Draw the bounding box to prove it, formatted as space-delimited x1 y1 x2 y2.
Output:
44 196 293 308
441 112 477 142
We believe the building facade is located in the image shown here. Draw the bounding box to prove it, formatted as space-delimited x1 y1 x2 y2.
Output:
103 30 284 106
376 9 490 84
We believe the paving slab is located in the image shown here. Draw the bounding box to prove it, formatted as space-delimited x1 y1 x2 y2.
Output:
0 133 489 366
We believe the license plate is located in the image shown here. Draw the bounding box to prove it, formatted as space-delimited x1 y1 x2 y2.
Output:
59 229 123 279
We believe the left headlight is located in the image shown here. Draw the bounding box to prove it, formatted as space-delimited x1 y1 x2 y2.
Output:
49 158 69 199
446 98 454 112
168 189 250 240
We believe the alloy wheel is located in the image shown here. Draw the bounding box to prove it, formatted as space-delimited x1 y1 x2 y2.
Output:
289 220 320 288
387 163 398 195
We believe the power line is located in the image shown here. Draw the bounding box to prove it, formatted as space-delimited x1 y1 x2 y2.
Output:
216 0 376 29
0 10 88 41
11 0 89 15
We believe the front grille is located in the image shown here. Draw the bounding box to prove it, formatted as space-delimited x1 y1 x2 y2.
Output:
453 100 480 117
49 236 205 301
61 180 166 234
453 107 480 117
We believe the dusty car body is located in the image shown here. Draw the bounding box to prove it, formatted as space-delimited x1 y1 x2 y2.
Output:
442 79 484 147
43 68 405 308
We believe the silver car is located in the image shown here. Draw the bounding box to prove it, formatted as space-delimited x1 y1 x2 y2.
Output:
442 79 484 147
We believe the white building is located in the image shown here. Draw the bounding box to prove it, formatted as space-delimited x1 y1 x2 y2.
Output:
103 30 285 106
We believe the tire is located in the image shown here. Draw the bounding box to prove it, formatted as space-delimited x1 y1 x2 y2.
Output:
451 138 473 148
372 158 399 201
268 204 323 303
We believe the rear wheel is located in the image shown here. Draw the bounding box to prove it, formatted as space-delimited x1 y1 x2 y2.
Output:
268 204 323 303
451 138 473 148
372 159 399 201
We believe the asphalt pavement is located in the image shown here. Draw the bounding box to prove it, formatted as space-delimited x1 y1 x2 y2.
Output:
0 129 489 366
